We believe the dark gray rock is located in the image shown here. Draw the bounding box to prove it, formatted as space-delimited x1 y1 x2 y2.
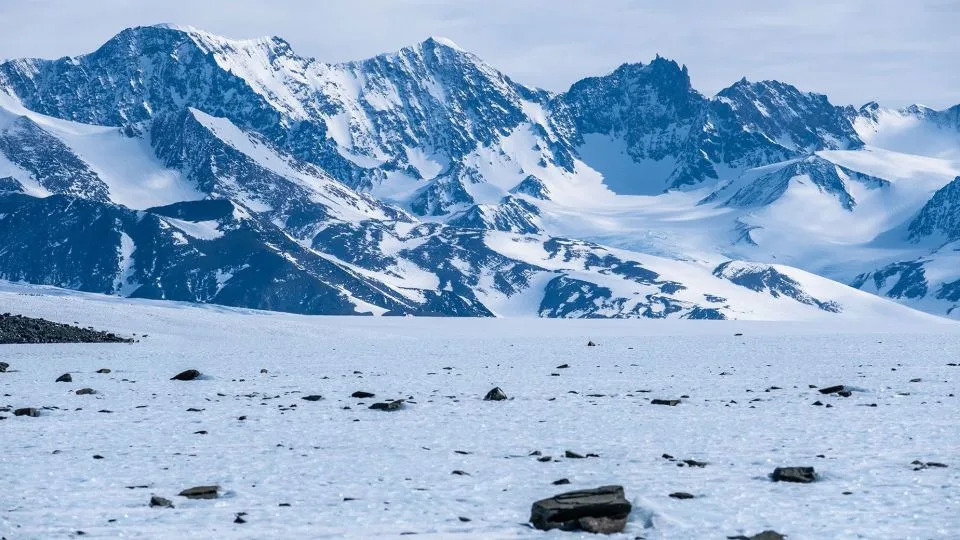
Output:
529 485 631 533
301 395 323 401
369 399 404 411
351 391 375 398
0 313 133 344
772 466 816 483
75 388 97 395
149 495 174 508
727 531 786 540
669 492 695 499
14 407 38 417
565 450 585 459
96 368 111 374
178 485 219 499
0 361 8 372
818 385 845 394
651 399 680 406
171 369 201 381
483 387 507 401
56 373 72 383
553 478 571 485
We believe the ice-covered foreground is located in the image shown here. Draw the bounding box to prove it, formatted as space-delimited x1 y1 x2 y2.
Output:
1 283 959 540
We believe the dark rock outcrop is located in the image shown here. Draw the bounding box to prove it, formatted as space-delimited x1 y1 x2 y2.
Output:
0 313 132 344
483 387 507 401
171 369 201 381
772 466 816 483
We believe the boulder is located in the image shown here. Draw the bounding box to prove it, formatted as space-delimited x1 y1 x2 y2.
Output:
369 400 404 411
651 399 680 406
56 373 72 383
75 388 97 395
178 485 219 499
818 385 845 395
351 391 375 399
301 395 323 401
669 492 695 499
96 368 111 374
149 495 174 508
728 531 786 540
772 466 816 483
483 387 508 401
14 407 38 417
0 362 8 372
529 485 631 533
171 369 201 381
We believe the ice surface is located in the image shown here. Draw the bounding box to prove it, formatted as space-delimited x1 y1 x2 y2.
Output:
1 282 958 539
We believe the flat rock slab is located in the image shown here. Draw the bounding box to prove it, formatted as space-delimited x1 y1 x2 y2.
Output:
301 395 323 401
171 370 201 381
651 399 680 406
530 485 631 533
818 385 845 394
178 485 219 499
772 466 816 483
351 391 375 399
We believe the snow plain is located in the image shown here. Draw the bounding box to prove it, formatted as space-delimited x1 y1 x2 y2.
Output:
1 282 959 539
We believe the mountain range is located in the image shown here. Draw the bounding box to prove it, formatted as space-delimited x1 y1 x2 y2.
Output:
0 24 957 320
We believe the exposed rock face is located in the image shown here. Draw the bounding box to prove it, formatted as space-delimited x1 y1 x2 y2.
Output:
529 485 632 533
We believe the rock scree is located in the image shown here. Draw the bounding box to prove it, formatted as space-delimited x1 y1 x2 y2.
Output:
0 313 133 344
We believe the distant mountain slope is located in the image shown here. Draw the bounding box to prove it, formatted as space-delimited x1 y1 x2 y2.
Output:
0 24 956 320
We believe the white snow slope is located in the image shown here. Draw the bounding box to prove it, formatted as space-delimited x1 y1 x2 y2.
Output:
1 282 958 539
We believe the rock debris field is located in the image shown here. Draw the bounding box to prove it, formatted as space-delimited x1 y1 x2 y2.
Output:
1 284 959 539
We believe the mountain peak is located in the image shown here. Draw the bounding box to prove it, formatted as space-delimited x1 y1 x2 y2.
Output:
423 36 465 51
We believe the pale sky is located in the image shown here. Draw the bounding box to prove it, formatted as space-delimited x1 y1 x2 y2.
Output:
0 0 956 109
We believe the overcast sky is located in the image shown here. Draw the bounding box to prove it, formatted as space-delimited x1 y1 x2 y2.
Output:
0 0 956 108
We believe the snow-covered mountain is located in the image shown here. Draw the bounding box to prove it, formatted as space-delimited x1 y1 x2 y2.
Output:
0 24 957 319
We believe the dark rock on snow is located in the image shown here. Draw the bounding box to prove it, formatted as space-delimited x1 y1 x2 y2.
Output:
818 385 845 394
149 495 174 508
669 492 695 499
96 368 111 374
14 407 39 417
772 466 816 483
301 395 323 401
651 399 680 406
171 369 201 381
351 391 375 398
369 399 404 411
483 387 508 401
0 361 8 372
178 485 220 499
0 313 133 344
75 388 96 395
530 485 632 533
728 531 786 540
56 373 72 383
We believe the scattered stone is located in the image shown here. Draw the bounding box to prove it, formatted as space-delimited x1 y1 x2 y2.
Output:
278 503 291 507
553 478 571 485
909 378 922 383
0 361 8 372
586 341 597 347
75 388 96 395
669 492 695 499
56 373 72 383
178 485 219 499
194 430 208 435
556 363 570 369
351 391 375 399
369 399 404 411
96 369 111 374
682 459 707 468
529 485 631 533
14 407 38 417
451 470 470 476
772 466 816 483
818 385 845 395
538 456 553 462
93 455 104 460
837 390 852 397
234 512 247 524
565 450 585 459
483 387 508 401
301 395 323 401
458 516 471 522
171 369 201 381
651 399 680 406
912 460 948 470
149 495 174 508
812 400 823 406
